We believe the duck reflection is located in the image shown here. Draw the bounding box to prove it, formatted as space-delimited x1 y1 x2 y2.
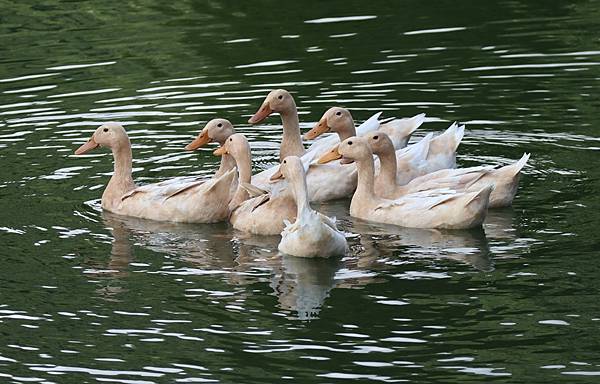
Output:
91 199 511 311
232 234 343 320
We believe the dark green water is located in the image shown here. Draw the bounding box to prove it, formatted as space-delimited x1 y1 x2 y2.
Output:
1 1 599 382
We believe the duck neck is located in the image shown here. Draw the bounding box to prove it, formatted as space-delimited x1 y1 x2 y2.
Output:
230 148 253 208
104 143 135 209
376 147 398 186
354 156 376 200
279 104 305 161
289 170 311 218
216 154 236 177
336 120 356 142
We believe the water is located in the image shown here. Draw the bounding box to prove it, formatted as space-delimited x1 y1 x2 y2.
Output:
1 1 599 382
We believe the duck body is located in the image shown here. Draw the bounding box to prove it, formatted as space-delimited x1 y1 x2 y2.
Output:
230 190 297 235
278 209 347 257
113 171 235 223
275 156 347 257
350 187 492 229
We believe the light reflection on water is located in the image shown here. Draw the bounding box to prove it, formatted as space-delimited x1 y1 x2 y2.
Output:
1 0 600 382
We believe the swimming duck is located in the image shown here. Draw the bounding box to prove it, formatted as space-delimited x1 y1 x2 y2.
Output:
319 136 492 229
213 133 297 235
74 122 235 223
271 156 348 258
365 131 530 207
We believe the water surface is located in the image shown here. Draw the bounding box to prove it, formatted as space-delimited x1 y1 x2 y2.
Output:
1 1 599 382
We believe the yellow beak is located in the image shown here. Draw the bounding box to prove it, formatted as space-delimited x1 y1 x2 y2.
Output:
213 146 228 156
304 117 330 140
248 102 273 124
317 144 342 164
269 167 284 181
74 137 99 155
185 131 211 151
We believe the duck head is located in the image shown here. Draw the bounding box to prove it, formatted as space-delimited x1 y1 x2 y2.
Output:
185 118 235 151
213 133 251 161
270 155 305 182
365 130 395 157
248 89 295 124
304 107 355 141
318 136 369 165
74 122 130 155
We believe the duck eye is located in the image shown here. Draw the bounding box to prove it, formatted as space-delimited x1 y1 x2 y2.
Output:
103 128 109 133
336 111 341 116
373 135 378 140
229 138 233 142
278 95 283 100
283 160 287 164
217 123 223 127
348 141 353 145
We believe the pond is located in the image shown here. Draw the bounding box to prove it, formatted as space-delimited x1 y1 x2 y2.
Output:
1 1 599 382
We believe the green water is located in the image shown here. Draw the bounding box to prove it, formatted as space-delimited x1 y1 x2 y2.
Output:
1 1 599 382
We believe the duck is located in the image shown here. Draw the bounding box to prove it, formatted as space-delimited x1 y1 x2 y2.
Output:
318 136 493 229
271 156 348 258
364 131 530 207
185 118 237 177
74 122 235 223
307 107 462 176
213 133 297 235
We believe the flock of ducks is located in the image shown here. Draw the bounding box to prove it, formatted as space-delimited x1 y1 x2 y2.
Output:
74 89 530 259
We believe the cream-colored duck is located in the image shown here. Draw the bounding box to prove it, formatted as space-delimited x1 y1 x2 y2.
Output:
365 131 530 207
248 90 425 202
319 136 493 229
185 118 237 177
308 107 462 175
74 122 235 223
213 133 296 235
271 156 348 258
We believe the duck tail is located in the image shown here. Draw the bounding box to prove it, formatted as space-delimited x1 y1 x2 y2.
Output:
380 113 426 149
504 152 530 178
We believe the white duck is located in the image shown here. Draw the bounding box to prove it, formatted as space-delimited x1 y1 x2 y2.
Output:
319 136 493 229
213 133 296 235
74 123 235 223
365 131 530 207
271 156 348 258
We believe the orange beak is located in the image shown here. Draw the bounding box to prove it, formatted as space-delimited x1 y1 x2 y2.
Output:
185 131 211 151
74 137 99 155
304 117 330 140
317 144 342 164
269 167 284 182
213 145 227 156
248 102 273 124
